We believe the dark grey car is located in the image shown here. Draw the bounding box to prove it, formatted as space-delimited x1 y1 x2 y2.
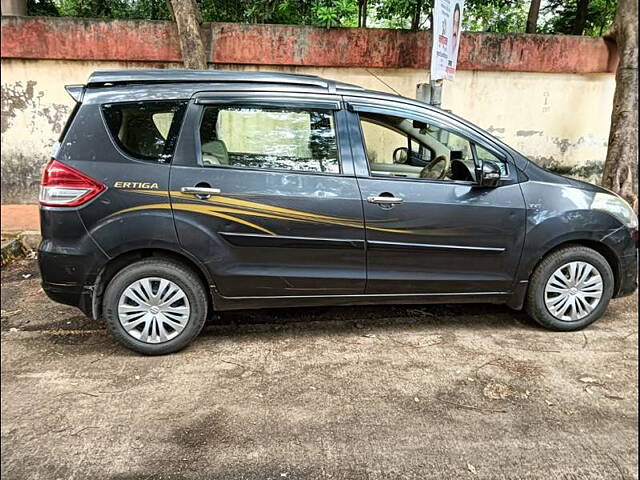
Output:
38 70 638 354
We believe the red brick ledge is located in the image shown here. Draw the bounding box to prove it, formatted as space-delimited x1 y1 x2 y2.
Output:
1 16 618 73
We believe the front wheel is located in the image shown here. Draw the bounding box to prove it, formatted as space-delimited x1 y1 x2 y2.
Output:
103 258 208 355
526 245 614 331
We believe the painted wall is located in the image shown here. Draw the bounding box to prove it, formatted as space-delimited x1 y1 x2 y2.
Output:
0 18 618 203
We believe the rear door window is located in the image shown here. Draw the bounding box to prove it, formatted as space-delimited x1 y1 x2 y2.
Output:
102 101 187 162
199 105 340 174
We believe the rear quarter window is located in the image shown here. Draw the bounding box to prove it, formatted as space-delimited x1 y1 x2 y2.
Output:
102 101 187 162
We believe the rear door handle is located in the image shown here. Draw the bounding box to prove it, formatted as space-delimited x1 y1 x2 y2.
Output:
181 187 221 196
367 195 404 205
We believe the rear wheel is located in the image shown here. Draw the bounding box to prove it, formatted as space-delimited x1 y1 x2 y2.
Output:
526 245 614 331
103 258 208 355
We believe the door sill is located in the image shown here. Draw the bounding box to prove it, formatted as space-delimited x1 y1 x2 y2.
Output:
214 290 511 311
220 291 508 300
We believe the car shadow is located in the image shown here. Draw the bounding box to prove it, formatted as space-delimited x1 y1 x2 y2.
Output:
200 302 538 339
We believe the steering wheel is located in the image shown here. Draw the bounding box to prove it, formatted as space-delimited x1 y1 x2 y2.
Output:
420 154 449 180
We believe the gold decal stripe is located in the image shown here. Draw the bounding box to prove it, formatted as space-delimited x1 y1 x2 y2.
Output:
171 204 275 235
171 191 356 223
111 203 275 235
120 190 417 235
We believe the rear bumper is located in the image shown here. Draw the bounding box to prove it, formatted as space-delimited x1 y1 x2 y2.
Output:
38 207 109 317
41 280 93 317
39 242 104 316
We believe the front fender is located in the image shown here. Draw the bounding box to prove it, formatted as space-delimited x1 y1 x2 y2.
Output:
517 180 632 282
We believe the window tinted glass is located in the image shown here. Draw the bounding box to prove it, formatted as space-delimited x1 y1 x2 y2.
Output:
199 106 340 174
102 101 187 162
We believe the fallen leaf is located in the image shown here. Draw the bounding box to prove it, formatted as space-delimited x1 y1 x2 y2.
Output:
483 382 511 400
545 399 554 406
604 393 624 400
467 463 477 474
579 377 599 384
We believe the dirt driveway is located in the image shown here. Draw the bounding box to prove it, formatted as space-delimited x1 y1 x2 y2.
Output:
1 258 638 479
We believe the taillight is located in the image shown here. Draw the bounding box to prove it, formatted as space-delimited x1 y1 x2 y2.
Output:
39 159 106 207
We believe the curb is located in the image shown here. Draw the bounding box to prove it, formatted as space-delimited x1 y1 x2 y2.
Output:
1 231 40 267
1 237 27 267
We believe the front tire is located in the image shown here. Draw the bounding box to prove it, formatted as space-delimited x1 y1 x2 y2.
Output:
526 245 614 331
103 258 208 355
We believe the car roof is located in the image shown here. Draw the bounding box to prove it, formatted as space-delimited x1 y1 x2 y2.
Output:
84 68 443 115
86 69 365 93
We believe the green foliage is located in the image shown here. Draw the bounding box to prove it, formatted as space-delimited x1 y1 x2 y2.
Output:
199 0 253 23
25 0 618 36
311 0 358 27
540 0 617 36
374 0 433 30
30 0 172 20
463 0 528 33
27 0 60 16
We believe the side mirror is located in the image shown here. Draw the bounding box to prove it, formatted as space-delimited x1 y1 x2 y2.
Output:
393 147 409 164
477 160 501 187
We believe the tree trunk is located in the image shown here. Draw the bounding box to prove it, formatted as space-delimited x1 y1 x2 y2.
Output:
167 0 207 70
362 0 367 28
526 0 541 33
358 0 367 27
602 0 638 211
411 0 422 31
572 0 589 35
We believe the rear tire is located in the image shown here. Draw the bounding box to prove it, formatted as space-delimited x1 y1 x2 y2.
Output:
103 258 208 355
526 245 614 331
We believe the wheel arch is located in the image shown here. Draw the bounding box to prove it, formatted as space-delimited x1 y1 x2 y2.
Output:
91 247 214 320
528 239 621 295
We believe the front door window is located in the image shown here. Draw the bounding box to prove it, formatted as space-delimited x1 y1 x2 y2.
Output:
358 111 505 183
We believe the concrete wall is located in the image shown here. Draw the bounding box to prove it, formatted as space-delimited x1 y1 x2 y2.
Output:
0 17 619 203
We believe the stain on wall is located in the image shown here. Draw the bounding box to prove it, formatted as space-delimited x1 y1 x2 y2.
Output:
1 79 70 203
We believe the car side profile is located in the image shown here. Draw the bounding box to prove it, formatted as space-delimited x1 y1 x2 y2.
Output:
39 70 638 354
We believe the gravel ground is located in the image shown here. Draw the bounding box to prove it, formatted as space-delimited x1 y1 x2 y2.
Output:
1 258 638 480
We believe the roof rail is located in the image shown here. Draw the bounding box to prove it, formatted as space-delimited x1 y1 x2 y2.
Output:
86 69 363 92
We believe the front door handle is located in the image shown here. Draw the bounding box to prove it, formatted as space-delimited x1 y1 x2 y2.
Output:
181 186 221 196
367 195 404 205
